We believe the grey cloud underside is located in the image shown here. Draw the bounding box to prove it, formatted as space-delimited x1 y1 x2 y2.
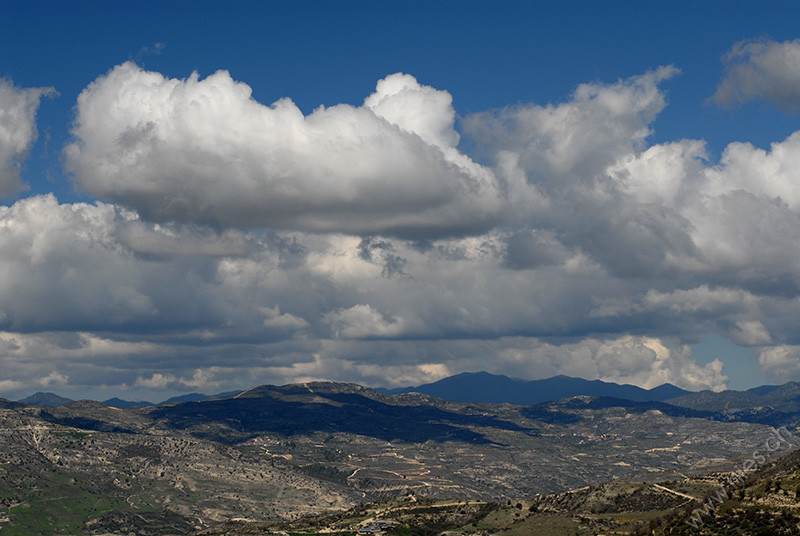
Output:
4 58 800 396
711 38 800 112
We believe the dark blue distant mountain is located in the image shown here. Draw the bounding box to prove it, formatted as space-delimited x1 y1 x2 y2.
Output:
646 382 693 400
670 381 800 414
103 397 153 408
17 391 246 409
747 384 783 396
160 391 242 404
103 392 244 407
161 393 210 404
380 372 692 405
19 392 74 407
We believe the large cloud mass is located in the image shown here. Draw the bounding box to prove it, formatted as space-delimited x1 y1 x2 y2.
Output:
0 192 734 396
65 63 501 237
2 58 800 399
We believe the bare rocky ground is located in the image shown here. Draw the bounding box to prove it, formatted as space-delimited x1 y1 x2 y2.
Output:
0 382 798 535
0 406 357 535
197 458 800 536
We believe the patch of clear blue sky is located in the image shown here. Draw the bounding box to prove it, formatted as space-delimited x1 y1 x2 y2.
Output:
690 335 767 391
1 0 796 390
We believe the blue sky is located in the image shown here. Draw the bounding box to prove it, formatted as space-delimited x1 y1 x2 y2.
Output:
1 0 800 399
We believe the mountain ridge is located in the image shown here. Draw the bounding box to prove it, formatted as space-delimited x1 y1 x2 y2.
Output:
380 371 692 404
16 390 244 408
18 391 74 407
667 381 800 413
18 373 800 415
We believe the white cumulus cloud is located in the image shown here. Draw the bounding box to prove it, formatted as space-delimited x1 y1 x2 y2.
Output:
464 66 679 187
0 80 55 195
324 304 407 339
65 63 502 237
759 345 800 380
495 335 728 392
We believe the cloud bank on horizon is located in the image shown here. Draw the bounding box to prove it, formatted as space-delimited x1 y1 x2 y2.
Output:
2 37 800 398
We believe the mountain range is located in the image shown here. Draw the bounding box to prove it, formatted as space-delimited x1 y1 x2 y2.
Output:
4 375 800 535
18 372 800 420
380 371 691 403
383 372 800 429
18 390 240 408
12 372 695 408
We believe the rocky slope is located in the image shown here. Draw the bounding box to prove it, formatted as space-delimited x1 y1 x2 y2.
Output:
2 381 799 535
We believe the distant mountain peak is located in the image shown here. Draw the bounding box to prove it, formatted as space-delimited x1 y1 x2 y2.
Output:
19 391 73 408
103 397 153 408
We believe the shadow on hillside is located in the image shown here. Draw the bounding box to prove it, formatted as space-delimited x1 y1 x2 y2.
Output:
147 392 539 444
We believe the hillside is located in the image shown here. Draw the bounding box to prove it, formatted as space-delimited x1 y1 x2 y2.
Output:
640 447 800 535
0 404 357 535
2 380 800 534
201 446 800 536
668 381 800 413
